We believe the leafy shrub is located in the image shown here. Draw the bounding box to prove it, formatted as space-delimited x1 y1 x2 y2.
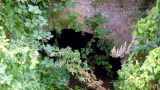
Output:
116 47 160 90
130 0 160 58
116 0 160 89
81 14 113 72
0 0 114 89
0 0 92 89
85 13 110 39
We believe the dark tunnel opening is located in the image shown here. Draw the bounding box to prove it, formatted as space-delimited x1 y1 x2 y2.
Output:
42 29 122 83
94 56 122 80
47 29 93 50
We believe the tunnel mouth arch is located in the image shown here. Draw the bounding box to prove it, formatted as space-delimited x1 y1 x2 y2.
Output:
40 29 122 88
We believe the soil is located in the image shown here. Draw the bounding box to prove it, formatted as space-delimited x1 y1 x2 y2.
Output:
72 0 156 47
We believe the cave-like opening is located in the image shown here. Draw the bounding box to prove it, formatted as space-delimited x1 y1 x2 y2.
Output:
42 29 122 89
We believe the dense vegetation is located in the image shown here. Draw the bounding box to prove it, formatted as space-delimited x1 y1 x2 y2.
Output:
116 0 160 89
0 0 160 90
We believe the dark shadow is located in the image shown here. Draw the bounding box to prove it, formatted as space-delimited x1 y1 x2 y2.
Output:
108 56 122 80
94 56 121 80
48 29 93 50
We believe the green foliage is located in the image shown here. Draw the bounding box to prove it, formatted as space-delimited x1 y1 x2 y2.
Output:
85 13 110 39
81 38 113 72
0 0 49 39
116 1 160 89
38 44 91 89
48 0 84 33
133 16 157 41
0 0 114 89
0 0 92 89
130 0 160 57
97 39 113 55
39 63 70 90
94 39 113 70
116 47 160 90
79 13 113 72
57 47 90 76
0 33 41 89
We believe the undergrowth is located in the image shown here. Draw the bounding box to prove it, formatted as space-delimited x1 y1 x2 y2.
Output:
116 0 160 89
0 0 113 89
